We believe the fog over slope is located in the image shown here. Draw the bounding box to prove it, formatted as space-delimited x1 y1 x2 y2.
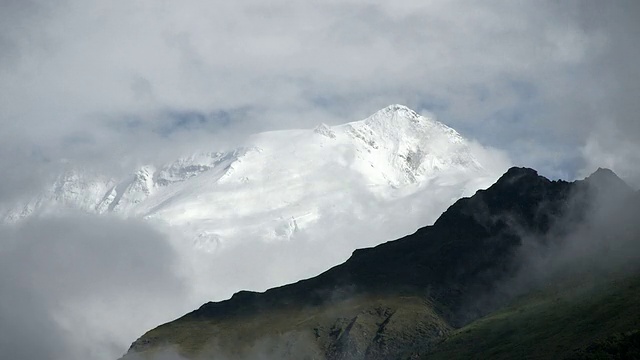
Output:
461 168 640 320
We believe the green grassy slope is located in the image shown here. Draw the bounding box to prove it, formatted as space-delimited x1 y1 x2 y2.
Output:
126 295 452 359
423 272 640 360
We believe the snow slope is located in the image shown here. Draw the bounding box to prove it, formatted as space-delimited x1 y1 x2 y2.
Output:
3 105 503 256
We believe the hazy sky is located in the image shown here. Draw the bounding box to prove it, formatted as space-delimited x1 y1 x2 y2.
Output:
0 1 639 359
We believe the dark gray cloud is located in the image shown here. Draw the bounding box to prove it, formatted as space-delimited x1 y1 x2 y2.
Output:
0 214 189 360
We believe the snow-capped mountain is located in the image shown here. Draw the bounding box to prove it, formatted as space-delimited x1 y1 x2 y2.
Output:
3 105 505 256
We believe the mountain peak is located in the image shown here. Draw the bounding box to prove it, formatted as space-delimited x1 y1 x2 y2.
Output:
313 123 336 138
583 167 631 194
490 167 552 194
359 104 439 135
586 167 620 182
383 103 413 111
373 104 421 119
498 167 540 182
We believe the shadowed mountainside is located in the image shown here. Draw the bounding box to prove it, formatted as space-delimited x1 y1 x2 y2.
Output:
122 167 639 359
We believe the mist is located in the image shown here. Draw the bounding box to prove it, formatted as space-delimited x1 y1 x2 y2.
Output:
528 172 640 279
468 170 640 319
0 215 191 360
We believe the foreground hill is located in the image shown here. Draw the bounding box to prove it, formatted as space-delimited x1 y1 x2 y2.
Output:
122 167 639 359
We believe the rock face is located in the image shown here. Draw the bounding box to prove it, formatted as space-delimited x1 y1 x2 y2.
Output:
122 167 637 359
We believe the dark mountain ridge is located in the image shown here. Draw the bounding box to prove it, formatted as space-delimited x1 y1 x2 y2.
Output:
123 167 639 359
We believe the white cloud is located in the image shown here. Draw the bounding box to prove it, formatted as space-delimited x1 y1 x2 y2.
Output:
1 1 637 189
581 126 640 186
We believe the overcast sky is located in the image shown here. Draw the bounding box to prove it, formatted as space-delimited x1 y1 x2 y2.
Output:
1 0 639 197
1 1 639 359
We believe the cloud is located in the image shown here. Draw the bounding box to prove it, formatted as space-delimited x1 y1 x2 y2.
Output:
467 169 640 319
532 171 640 276
0 214 190 360
581 127 640 186
0 0 638 189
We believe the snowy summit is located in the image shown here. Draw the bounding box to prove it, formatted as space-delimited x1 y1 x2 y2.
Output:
3 105 504 253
